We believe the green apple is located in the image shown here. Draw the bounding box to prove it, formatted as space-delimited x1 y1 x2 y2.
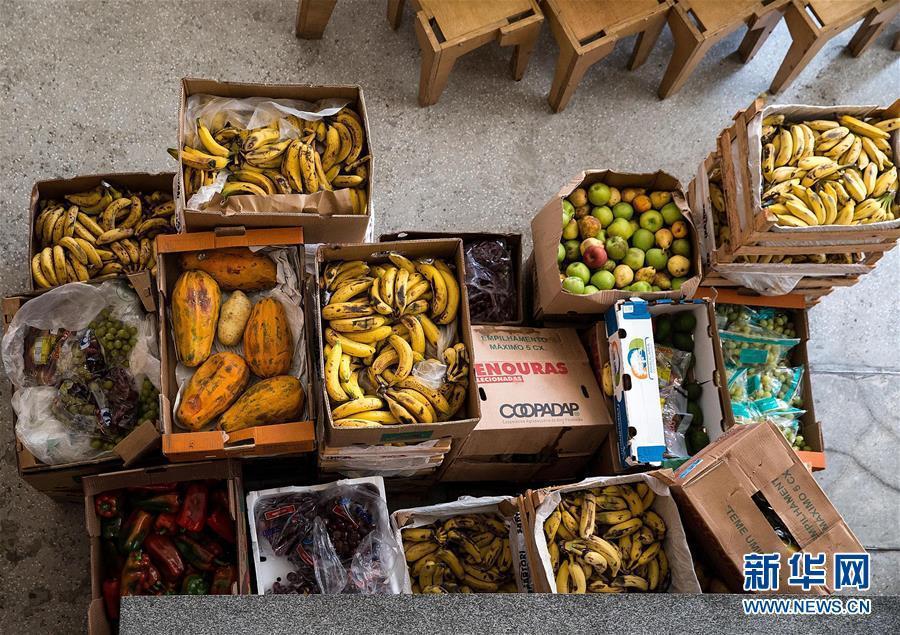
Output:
671 276 687 290
566 262 590 283
631 228 655 252
591 205 614 228
614 264 634 289
639 210 664 232
660 202 683 225
603 259 617 273
623 247 645 271
562 218 579 240
645 248 668 271
605 235 628 261
613 202 634 220
672 238 692 257
583 284 600 295
607 218 634 241
557 243 566 264
590 269 615 290
563 239 581 261
629 281 653 293
588 182 611 206
562 199 575 226
562 276 585 294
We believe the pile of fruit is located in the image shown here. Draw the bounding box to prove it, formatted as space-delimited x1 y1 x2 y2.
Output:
717 304 810 451
320 254 469 427
653 311 709 456
173 106 369 214
95 480 238 623
171 248 306 432
401 513 516 593
543 483 669 593
760 114 898 227
557 183 694 295
32 185 175 289
707 163 860 265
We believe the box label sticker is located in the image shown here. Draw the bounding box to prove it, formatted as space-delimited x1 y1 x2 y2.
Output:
740 348 769 365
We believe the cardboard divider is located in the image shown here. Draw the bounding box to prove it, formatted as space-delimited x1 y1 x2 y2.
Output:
83 461 250 634
28 172 176 311
177 78 372 244
156 228 316 461
530 170 703 321
313 239 481 449
379 231 524 325
659 422 863 594
708 289 824 471
438 325 613 482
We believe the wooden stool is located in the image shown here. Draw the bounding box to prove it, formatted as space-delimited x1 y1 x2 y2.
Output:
389 0 544 106
894 29 900 50
769 0 886 94
544 0 672 112
295 0 338 39
658 0 790 99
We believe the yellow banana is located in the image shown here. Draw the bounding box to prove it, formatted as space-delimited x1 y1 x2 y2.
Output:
321 125 341 171
330 315 388 333
322 301 375 320
872 166 897 198
805 119 839 132
343 325 393 344
789 125 805 164
31 254 52 288
242 125 281 152
335 110 365 163
332 396 384 420
325 341 350 403
416 261 448 316
222 181 268 197
842 168 867 202
389 334 414 381
331 121 353 163
231 170 276 195
840 135 863 165
642 510 667 538
839 114 890 140
298 142 318 192
197 118 231 157
774 128 793 166
805 188 827 225
281 139 304 192
64 188 102 207
824 132 856 159
835 200 855 225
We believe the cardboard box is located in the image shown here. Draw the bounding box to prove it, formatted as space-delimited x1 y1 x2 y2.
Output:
246 476 403 595
1 294 162 501
439 325 612 482
84 461 250 634
177 78 372 243
524 474 702 593
319 438 452 478
313 239 481 447
660 422 864 594
380 231 524 325
28 173 175 311
530 170 702 321
156 228 316 461
391 495 533 593
707 288 824 471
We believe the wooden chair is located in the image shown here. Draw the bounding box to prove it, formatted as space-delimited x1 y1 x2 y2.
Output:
658 0 790 99
295 0 338 39
544 0 672 112
769 0 890 94
388 0 544 106
894 29 900 50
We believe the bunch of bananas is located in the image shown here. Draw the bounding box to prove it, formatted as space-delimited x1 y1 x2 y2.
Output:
322 253 469 427
709 170 859 265
402 513 516 593
544 482 669 593
171 106 369 214
760 114 898 227
32 186 174 289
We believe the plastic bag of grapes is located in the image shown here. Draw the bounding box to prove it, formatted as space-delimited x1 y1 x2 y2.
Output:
2 281 160 462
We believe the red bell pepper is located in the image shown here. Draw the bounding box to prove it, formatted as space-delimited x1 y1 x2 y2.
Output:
210 487 229 510
143 560 163 593
210 565 236 595
143 534 185 582
120 551 148 596
95 492 121 518
102 578 120 621
120 510 155 552
181 573 209 595
206 506 235 544
154 512 178 535
134 492 182 513
173 535 216 571
177 483 208 533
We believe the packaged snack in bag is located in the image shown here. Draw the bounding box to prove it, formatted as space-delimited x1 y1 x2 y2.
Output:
464 239 516 323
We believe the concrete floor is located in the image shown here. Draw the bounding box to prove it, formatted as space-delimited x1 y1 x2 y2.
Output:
0 0 898 630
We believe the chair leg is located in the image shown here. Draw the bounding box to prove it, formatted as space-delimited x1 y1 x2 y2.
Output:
737 8 783 63
769 4 825 94
547 41 596 112
510 20 542 80
893 30 900 51
628 11 667 70
415 16 457 106
848 8 896 57
295 0 338 39
658 11 714 99
387 0 405 30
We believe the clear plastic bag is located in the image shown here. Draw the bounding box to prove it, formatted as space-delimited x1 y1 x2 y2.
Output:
464 239 516 323
718 326 800 367
3 282 159 464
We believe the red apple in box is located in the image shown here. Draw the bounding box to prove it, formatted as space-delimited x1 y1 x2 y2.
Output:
582 244 608 270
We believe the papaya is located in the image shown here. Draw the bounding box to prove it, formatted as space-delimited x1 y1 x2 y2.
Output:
172 270 221 367
243 297 293 377
219 375 305 432
176 352 250 430
179 247 277 291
